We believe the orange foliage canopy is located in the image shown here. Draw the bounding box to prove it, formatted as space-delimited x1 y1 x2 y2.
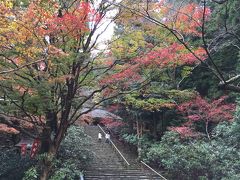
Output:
0 123 19 134
24 1 93 39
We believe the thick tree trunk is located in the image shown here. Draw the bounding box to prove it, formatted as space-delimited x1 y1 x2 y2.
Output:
39 145 57 180
40 166 50 180
39 111 67 180
39 128 65 180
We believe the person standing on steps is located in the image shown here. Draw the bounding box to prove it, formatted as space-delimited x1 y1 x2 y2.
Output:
98 132 102 142
105 132 110 144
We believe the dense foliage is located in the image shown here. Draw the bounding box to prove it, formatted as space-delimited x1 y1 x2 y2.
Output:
0 147 35 179
141 103 240 179
1 0 240 179
58 126 92 165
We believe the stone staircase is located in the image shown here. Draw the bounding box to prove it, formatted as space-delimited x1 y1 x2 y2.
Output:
83 125 162 180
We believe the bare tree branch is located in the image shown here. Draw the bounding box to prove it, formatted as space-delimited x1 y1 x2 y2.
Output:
0 59 45 75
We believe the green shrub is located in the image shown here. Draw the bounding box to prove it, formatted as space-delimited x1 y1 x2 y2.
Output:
23 167 38 180
143 124 240 179
122 133 138 145
50 161 83 180
49 126 92 179
58 125 93 165
139 101 240 179
0 147 35 179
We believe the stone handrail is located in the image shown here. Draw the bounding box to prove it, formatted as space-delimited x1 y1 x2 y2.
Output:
97 124 130 166
141 161 167 180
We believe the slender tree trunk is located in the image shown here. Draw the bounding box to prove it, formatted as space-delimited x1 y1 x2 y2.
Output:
161 112 164 136
129 118 134 133
136 120 139 139
205 120 210 140
140 123 143 137
152 112 157 138
136 118 141 157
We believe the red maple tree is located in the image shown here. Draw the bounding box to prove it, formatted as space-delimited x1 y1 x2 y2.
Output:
172 96 235 138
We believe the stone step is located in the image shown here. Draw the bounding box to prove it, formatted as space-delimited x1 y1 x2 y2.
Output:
85 169 146 172
84 173 155 176
84 175 160 180
84 178 159 180
84 176 160 179
84 173 156 176
82 125 163 180
84 169 149 173
84 173 160 177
